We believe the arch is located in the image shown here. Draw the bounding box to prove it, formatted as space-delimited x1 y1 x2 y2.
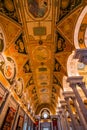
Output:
39 107 51 115
63 76 72 91
67 51 79 77
35 103 56 115
74 6 87 49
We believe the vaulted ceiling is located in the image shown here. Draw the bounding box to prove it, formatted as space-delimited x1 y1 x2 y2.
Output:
0 0 86 116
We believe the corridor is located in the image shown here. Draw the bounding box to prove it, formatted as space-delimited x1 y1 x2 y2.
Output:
0 0 87 130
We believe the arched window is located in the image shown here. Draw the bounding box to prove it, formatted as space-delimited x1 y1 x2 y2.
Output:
41 109 50 119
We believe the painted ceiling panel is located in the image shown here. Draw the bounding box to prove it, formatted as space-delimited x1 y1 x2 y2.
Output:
57 7 83 44
0 14 21 49
0 0 86 117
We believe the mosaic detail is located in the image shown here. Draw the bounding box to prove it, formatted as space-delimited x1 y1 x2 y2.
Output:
14 78 23 98
55 32 66 53
27 0 49 18
53 75 62 87
0 0 18 21
23 60 32 73
26 76 34 87
54 59 61 72
0 56 16 84
33 46 50 62
59 0 82 20
15 34 27 54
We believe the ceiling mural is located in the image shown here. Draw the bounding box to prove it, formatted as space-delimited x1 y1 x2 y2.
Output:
0 0 18 21
32 46 51 62
23 60 32 73
15 34 27 54
0 14 21 49
14 77 24 98
57 6 83 44
59 0 82 20
26 76 34 87
0 0 86 118
27 0 49 18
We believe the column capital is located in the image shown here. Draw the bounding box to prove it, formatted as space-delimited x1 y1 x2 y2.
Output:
63 91 75 99
67 76 85 89
77 82 85 88
73 49 87 64
57 107 63 113
67 76 83 84
60 99 67 107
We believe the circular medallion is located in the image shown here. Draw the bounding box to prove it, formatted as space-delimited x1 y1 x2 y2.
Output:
33 46 50 62
3 57 16 80
4 63 14 79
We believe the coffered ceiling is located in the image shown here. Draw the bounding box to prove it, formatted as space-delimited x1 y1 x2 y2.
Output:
0 0 86 115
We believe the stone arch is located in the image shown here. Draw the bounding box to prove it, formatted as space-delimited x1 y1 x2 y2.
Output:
74 6 87 49
67 51 79 77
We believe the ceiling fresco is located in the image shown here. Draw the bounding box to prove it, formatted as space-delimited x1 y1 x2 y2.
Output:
0 0 86 117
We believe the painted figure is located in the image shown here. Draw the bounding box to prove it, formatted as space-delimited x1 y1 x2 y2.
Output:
28 0 48 18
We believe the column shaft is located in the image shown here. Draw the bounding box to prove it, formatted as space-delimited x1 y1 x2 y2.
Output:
71 85 87 122
65 98 78 130
73 98 87 130
57 115 62 130
81 84 87 97
63 109 70 130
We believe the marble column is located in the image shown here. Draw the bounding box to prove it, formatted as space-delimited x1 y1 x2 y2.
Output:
77 82 87 98
64 96 78 130
57 115 62 130
69 76 87 98
72 97 87 130
51 121 53 130
67 77 87 122
60 101 70 130
58 107 67 130
38 119 40 130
